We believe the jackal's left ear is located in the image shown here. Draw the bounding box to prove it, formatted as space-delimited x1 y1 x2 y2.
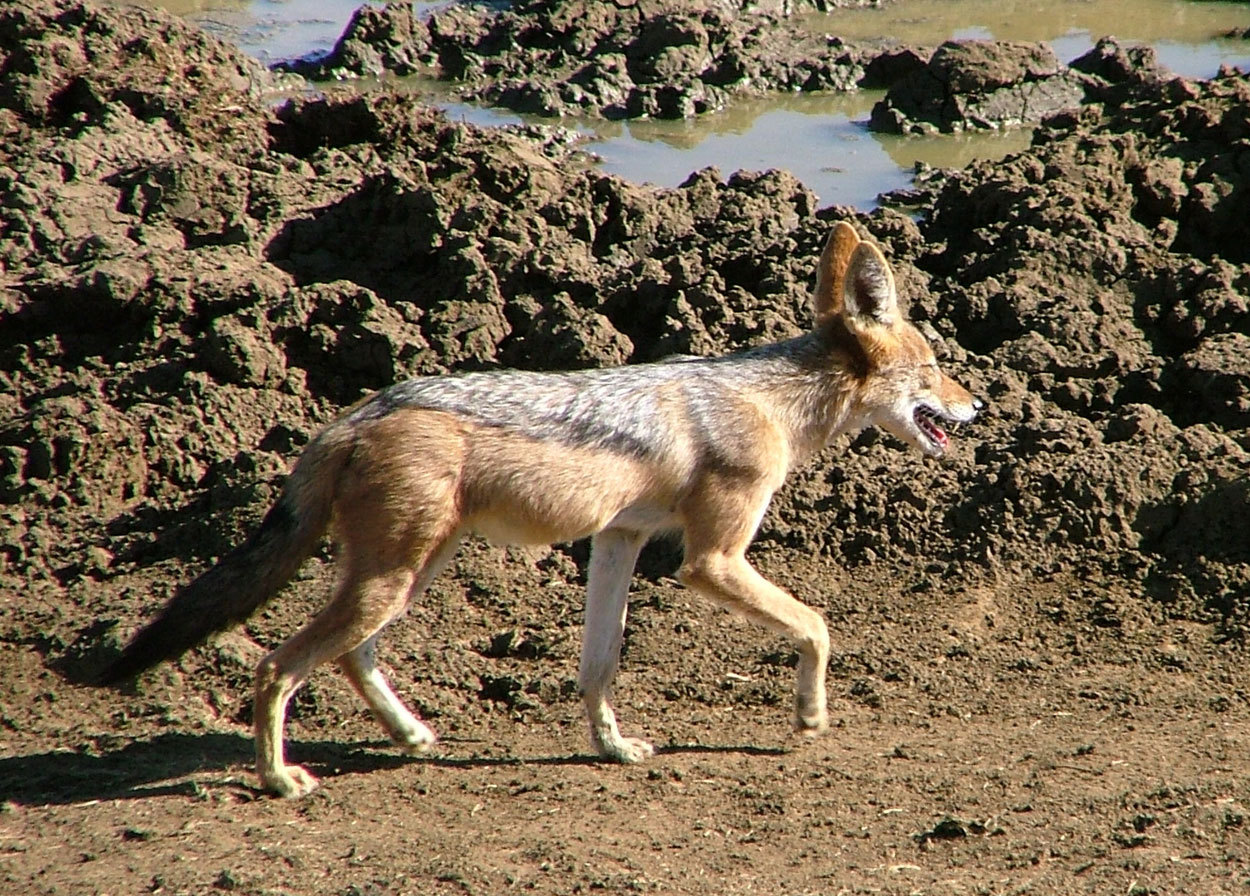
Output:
812 221 861 325
842 242 899 327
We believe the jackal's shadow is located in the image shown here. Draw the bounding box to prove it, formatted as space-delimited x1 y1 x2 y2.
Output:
0 732 407 805
0 733 786 805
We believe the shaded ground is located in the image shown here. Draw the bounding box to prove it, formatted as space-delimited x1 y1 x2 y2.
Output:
1 1 1248 894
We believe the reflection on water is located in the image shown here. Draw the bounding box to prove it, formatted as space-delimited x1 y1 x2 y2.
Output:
804 0 1250 78
114 0 371 61
806 0 1249 50
877 126 1038 175
440 88 1043 207
116 0 1250 206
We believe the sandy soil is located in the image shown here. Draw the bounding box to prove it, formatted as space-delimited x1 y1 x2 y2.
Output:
1 1 1248 894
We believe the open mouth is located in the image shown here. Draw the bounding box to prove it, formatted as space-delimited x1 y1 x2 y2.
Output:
914 404 956 451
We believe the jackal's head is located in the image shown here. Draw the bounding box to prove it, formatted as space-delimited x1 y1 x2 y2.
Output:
813 222 981 458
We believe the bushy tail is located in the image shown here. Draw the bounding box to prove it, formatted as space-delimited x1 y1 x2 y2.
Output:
98 426 355 685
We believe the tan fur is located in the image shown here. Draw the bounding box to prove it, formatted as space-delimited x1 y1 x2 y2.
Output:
105 223 981 797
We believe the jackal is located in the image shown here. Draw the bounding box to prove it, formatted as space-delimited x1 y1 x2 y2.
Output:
102 222 981 797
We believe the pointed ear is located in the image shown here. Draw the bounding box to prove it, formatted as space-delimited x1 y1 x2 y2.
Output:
812 221 861 325
842 242 899 326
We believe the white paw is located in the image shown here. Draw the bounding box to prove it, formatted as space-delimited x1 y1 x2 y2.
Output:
796 719 829 739
794 694 828 736
393 726 438 755
262 763 320 798
596 734 656 764
794 709 829 736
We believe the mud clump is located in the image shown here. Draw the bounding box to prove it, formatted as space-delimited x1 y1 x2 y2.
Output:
868 38 1164 133
308 4 1171 133
903 64 1250 621
870 39 1081 132
0 0 275 151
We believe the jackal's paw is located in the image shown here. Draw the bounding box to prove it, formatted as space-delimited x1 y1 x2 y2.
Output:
795 718 830 739
262 763 320 799
793 697 829 737
595 734 656 764
392 722 438 755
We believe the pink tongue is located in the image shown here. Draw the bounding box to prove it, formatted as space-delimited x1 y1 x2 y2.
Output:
921 416 949 447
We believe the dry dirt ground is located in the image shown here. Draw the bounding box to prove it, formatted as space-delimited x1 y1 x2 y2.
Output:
2 1 1249 894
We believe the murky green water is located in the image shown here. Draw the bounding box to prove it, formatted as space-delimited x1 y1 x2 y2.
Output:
119 0 1250 207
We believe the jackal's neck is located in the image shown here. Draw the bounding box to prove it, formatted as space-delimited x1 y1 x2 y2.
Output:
735 331 861 468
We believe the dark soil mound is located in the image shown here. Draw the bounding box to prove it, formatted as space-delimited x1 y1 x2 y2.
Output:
894 64 1250 624
869 37 1170 134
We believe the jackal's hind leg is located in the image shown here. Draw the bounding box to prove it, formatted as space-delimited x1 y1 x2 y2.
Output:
339 634 436 754
254 566 418 797
336 534 461 754
579 529 653 763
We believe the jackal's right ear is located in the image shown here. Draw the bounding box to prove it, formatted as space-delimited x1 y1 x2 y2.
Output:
812 222 861 325
842 242 899 327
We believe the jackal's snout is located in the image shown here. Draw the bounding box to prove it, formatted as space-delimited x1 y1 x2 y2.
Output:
912 385 982 456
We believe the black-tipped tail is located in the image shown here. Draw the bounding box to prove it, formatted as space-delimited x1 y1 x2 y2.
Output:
97 500 309 685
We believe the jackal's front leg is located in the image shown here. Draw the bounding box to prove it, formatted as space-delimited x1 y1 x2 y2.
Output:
677 473 831 735
679 552 830 735
579 528 652 762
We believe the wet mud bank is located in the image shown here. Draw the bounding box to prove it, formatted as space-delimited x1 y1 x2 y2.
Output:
292 0 874 119
2 2 1249 892
296 0 1236 135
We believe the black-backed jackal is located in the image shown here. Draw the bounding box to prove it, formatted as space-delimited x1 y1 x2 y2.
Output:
102 222 982 797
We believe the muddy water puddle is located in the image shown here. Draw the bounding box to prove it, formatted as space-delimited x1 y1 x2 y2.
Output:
801 0 1250 77
122 0 1249 206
